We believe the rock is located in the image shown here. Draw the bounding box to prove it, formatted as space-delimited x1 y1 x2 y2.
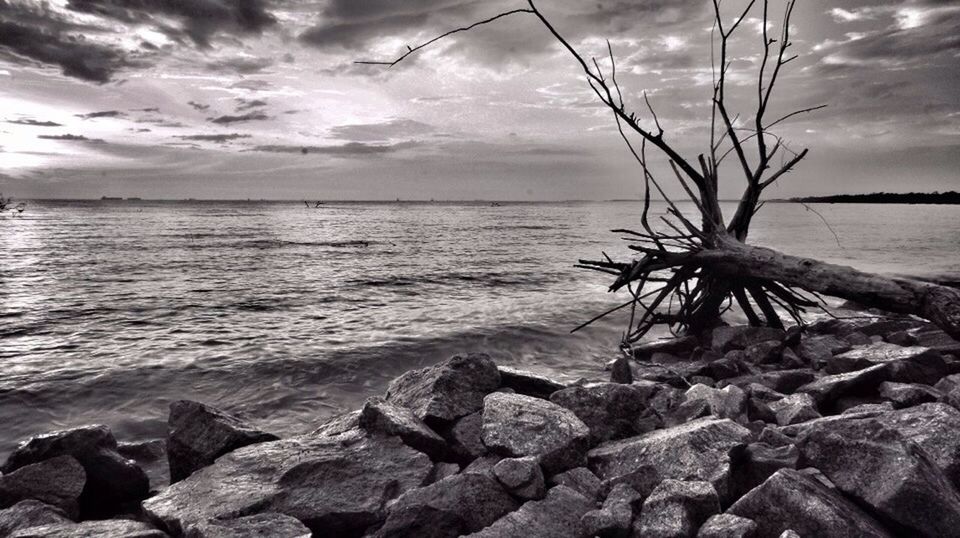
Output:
778 531 800 538
9 519 168 538
548 467 602 502
141 430 433 537
742 341 783 365
711 327 785 353
117 440 168 490
428 462 460 483
664 399 712 428
844 331 874 346
184 514 310 538
872 403 960 489
0 425 149 518
311 410 360 436
371 506 466 538
461 485 593 538
767 393 820 426
610 356 634 384
493 457 545 500
167 400 278 483
886 330 920 347
581 484 641 538
696 514 757 538
550 383 647 443
935 373 960 410
706 354 750 381
795 336 849 369
359 397 447 460
461 455 500 479
481 393 590 473
797 413 960 536
878 381 941 408
682 385 747 423
841 401 893 414
587 418 752 502
779 348 804 369
757 426 794 448
636 479 719 538
728 443 799 501
386 353 501 427
633 336 701 359
827 343 947 384
497 367 566 399
912 328 960 355
0 501 72 538
0 456 85 518
797 364 889 410
447 412 485 459
727 469 891 538
378 473 518 536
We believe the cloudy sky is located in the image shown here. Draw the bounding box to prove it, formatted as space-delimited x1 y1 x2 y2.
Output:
0 0 958 200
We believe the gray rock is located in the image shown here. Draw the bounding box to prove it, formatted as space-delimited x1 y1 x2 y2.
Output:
461 455 500 479
712 327 785 353
185 514 310 538
844 331 874 346
841 402 894 414
742 341 783 365
828 343 947 384
550 383 648 443
872 403 960 489
0 456 85 518
778 531 800 538
359 397 447 460
636 479 719 538
497 367 566 399
878 381 941 408
448 412 485 459
582 486 641 538
633 336 701 359
481 393 590 473
587 418 752 502
167 400 278 483
682 384 748 423
9 519 167 537
461 485 593 538
913 328 960 355
797 364 889 409
142 430 433 537
768 393 820 426
610 356 634 384
728 443 799 501
548 467 602 502
117 440 168 490
886 330 920 347
386 353 501 426
0 501 72 538
310 410 360 437
493 457 545 500
728 469 891 538
696 514 756 538
428 462 460 483
706 354 750 381
935 373 960 410
795 336 848 369
779 348 805 369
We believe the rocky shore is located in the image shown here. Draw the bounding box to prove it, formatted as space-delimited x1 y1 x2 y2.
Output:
2 315 960 537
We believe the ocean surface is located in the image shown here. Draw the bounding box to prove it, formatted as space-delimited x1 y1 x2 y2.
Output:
2 200 959 455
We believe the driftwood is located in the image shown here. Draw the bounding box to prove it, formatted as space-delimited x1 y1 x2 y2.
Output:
360 0 960 342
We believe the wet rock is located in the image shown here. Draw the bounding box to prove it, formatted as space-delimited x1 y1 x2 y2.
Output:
481 392 591 473
0 501 72 538
385 353 501 427
359 397 447 460
609 356 634 384
497 367 566 399
768 393 820 426
797 364 889 410
728 443 799 501
727 469 891 538
550 383 647 443
493 457 545 500
682 385 748 423
462 485 593 538
142 430 433 537
711 327 785 353
696 514 757 538
878 381 941 408
447 412 485 459
117 440 168 490
9 519 168 538
0 456 85 518
827 343 947 384
167 400 278 483
184 513 310 538
587 418 752 502
548 467 602 502
311 410 360 437
636 479 719 538
634 336 701 359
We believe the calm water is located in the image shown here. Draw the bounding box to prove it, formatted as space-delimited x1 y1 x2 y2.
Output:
1 200 959 454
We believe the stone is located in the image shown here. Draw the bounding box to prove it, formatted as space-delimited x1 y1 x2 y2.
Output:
696 514 757 538
461 455 500 479
797 364 889 409
481 392 591 473
550 383 647 443
9 519 167 537
844 332 873 346
310 410 360 437
878 381 941 408
385 353 501 426
742 341 783 365
0 456 85 518
497 367 566 399
633 336 701 359
428 462 460 484
682 385 747 423
0 501 72 538
548 467 602 502
359 397 447 460
913 328 960 355
610 356 634 384
587 418 752 503
779 348 805 369
0 425 149 518
636 479 720 538
841 402 893 414
167 400 278 483
886 330 919 347
141 430 433 537
728 443 799 501
711 327 785 353
117 440 168 490
706 354 749 381
827 343 946 384
493 457 545 500
778 531 800 538
448 412 485 459
872 403 960 489
461 485 593 538
768 393 821 426
184 514 310 538
727 469 891 538
795 336 848 369
581 506 632 538
664 399 713 428
935 373 960 410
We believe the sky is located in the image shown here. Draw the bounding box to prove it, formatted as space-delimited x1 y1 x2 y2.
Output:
0 0 958 200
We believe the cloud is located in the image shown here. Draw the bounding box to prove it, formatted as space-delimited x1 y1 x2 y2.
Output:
38 133 105 142
209 111 269 124
328 119 434 141
176 133 251 142
76 110 126 119
235 98 267 111
205 56 273 75
252 141 418 155
230 79 271 91
131 107 160 113
7 118 63 127
188 101 210 111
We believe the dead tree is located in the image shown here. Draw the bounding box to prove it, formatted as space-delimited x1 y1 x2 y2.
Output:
360 0 960 341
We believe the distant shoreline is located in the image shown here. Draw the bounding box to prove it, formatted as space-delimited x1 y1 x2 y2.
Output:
791 191 960 205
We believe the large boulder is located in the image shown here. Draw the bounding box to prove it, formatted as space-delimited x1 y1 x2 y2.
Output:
728 469 891 538
447 412 486 460
581 483 642 538
8 519 167 537
696 514 757 538
549 383 648 442
767 393 820 426
385 353 501 427
547 467 602 502
167 400 278 483
0 456 85 518
142 430 433 537
359 397 447 460
481 393 591 473
636 479 720 538
493 457 545 500
681 385 748 424
461 485 594 538
0 425 149 518
878 382 941 408
587 418 752 502
497 367 566 399
866 403 960 490
827 343 947 383
796 364 889 410
0 501 72 538
728 443 799 501
184 513 310 538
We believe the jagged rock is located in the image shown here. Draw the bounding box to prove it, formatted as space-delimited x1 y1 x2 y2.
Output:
311 410 360 436
768 393 820 426
727 469 891 538
550 383 647 443
581 482 642 537
912 328 960 355
481 393 590 473
462 455 500 479
0 456 85 518
167 400 278 483
634 336 701 359
428 462 460 483
448 412 485 459
935 373 960 410
779 348 805 369
610 356 634 384
778 531 800 538
696 514 757 538
706 354 750 381
9 519 167 537
682 385 748 423
757 426 794 448
118 440 168 490
377 473 518 536
497 367 566 399
548 467 602 502
728 443 799 501
371 506 465 538
493 457 545 500
385 353 501 427
795 336 848 370
665 399 712 428
636 479 719 538
871 403 960 489
359 397 447 460
886 330 919 347
461 485 593 538
844 332 874 346
587 418 752 502
0 501 72 538
797 413 960 536
141 430 433 537
797 364 889 409
841 402 893 414
742 341 783 365
878 381 941 408
827 343 947 384
0 425 149 518
184 514 310 538
711 327 785 353
754 369 818 394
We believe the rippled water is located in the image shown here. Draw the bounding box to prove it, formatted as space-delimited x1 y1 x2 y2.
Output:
1 200 958 454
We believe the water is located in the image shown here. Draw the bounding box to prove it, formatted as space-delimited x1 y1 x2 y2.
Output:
1 200 958 454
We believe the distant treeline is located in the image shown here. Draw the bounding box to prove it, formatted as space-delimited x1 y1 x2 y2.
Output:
792 191 960 204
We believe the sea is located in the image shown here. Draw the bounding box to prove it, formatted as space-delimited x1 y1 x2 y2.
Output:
1 200 959 454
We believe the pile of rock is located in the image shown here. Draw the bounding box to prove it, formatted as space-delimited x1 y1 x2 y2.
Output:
1 316 959 537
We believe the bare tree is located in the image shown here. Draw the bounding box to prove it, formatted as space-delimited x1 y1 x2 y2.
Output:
361 0 960 341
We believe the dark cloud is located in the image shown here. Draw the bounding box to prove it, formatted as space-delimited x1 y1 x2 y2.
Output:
235 98 267 111
38 133 105 142
205 56 272 74
76 110 126 119
7 118 62 127
328 119 433 141
188 101 210 111
252 141 418 155
230 79 271 91
176 133 251 142
131 107 160 112
209 111 269 124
